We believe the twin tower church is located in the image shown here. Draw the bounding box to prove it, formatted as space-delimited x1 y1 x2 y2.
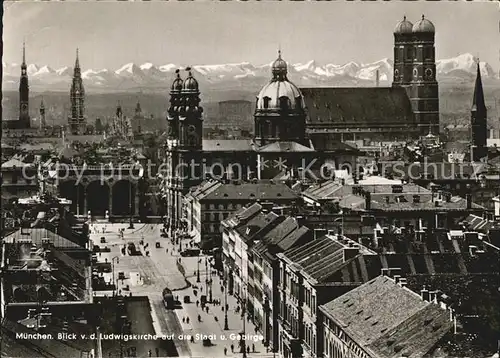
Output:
8 15 487 157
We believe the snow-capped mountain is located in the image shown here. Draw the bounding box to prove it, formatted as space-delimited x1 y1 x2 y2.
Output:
2 53 497 92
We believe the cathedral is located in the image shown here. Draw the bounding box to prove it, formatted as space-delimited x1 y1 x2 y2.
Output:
162 58 360 231
303 15 440 148
68 49 87 135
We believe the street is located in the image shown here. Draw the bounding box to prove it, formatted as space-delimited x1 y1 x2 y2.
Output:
90 222 276 358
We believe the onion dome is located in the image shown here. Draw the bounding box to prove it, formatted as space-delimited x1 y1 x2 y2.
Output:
182 67 199 92
412 15 435 33
171 69 183 91
394 16 413 34
256 51 305 111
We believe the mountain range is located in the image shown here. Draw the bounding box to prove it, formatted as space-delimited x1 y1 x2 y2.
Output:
2 53 497 92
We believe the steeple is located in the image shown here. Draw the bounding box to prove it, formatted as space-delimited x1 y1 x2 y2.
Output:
19 41 30 128
75 48 80 69
22 41 26 68
471 58 488 159
472 59 486 113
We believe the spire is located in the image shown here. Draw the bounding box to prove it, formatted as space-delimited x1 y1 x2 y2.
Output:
75 48 80 69
403 15 406 21
40 98 45 109
422 14 425 20
22 41 26 66
472 58 486 112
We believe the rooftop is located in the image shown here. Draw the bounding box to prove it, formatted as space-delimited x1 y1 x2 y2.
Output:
199 181 299 201
321 275 453 358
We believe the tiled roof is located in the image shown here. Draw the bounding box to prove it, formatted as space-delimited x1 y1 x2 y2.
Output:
370 195 483 212
2 228 85 249
202 139 254 152
257 141 314 153
278 226 311 252
201 182 299 201
301 87 415 127
284 236 349 282
224 203 263 228
235 211 281 243
321 276 452 358
464 214 496 233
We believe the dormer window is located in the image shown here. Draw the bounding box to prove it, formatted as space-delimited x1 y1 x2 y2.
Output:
279 96 290 110
263 97 271 109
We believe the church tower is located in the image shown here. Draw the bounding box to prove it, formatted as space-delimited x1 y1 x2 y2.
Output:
409 15 440 135
39 99 46 132
471 60 488 161
68 49 87 135
392 16 414 88
164 68 204 230
19 42 31 129
133 100 144 134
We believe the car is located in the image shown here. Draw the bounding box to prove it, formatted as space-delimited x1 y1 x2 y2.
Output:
100 237 106 244
180 249 200 257
118 272 125 280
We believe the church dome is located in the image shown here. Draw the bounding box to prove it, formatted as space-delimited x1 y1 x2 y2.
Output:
412 15 435 33
182 68 199 92
256 51 305 111
171 70 183 91
394 16 413 34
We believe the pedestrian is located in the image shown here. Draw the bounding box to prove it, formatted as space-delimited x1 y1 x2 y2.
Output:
190 335 195 343
182 317 185 323
148 349 152 357
214 316 218 322
166 248 168 253
224 347 227 356
196 300 199 307
230 344 234 353
247 346 250 354
252 344 255 352
186 317 190 324
155 347 159 357
206 306 209 313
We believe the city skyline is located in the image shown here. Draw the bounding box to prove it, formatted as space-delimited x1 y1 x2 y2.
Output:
3 2 499 71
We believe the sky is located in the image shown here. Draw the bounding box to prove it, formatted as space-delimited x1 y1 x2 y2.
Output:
3 2 499 70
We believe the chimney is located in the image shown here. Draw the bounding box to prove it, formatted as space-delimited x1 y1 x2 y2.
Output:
381 268 389 276
429 290 439 303
465 194 472 209
343 246 359 262
314 228 327 239
393 275 402 284
398 277 407 288
421 287 430 301
365 192 371 211
375 69 380 87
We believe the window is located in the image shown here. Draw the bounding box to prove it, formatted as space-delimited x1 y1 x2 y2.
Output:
263 97 271 109
279 96 290 110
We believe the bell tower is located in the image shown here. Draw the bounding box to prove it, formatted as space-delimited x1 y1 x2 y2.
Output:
68 48 87 135
409 15 440 135
471 59 488 161
392 16 414 88
39 99 46 132
19 42 31 128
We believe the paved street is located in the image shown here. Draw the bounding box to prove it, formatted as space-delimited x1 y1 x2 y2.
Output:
91 222 276 358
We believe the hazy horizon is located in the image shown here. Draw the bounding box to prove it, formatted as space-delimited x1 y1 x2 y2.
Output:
3 2 499 71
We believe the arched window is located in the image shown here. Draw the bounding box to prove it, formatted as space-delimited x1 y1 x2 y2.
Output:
279 96 290 110
263 97 271 109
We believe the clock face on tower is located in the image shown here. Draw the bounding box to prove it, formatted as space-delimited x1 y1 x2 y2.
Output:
394 69 400 79
413 68 419 79
21 104 28 111
425 68 434 80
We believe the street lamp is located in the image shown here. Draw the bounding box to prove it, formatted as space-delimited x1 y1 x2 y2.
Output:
241 284 247 358
205 258 209 301
112 256 120 295
196 255 201 283
224 278 229 330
